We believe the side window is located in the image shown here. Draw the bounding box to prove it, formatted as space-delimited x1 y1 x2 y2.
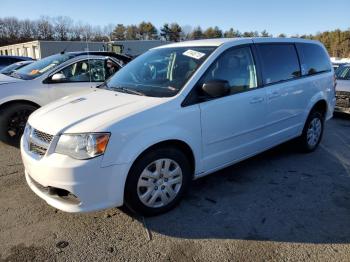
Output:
257 44 301 85
105 59 121 79
336 66 350 80
58 59 106 82
89 59 106 82
296 43 331 76
201 46 258 95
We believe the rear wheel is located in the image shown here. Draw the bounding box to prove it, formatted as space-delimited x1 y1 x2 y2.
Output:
0 103 38 147
124 147 191 216
298 110 324 152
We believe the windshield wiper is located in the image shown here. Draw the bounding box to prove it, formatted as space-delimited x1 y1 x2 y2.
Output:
111 86 146 96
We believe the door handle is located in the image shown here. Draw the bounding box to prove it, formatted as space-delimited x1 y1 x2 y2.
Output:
250 97 264 104
269 91 280 99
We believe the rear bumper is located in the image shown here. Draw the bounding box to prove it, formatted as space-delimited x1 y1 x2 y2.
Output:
21 136 130 213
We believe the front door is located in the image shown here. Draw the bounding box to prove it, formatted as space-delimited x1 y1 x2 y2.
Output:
47 59 107 101
199 46 268 172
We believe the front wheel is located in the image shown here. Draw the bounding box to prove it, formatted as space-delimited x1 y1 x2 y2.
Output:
298 110 324 152
124 147 191 216
0 103 38 147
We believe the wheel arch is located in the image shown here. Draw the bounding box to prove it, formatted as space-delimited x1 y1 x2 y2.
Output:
310 99 328 118
0 99 40 112
128 139 196 179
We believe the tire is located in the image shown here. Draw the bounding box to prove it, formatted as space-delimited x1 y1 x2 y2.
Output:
0 103 38 147
298 110 324 153
124 146 192 216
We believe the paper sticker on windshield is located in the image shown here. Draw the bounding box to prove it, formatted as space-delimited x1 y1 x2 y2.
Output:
183 49 206 60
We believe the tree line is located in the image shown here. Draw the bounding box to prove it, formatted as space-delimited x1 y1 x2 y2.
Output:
0 16 349 57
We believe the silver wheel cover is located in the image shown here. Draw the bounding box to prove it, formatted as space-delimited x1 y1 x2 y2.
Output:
137 158 183 208
307 117 322 147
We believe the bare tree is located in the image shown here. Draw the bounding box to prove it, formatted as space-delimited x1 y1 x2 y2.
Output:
53 16 73 40
103 24 115 41
20 19 36 41
37 16 54 40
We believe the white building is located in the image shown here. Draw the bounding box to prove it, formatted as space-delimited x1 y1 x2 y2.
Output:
0 40 170 59
0 40 106 59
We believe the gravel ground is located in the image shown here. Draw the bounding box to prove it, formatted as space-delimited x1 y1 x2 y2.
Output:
0 114 350 262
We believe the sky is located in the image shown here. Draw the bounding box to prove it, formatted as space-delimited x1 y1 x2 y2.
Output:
0 0 349 36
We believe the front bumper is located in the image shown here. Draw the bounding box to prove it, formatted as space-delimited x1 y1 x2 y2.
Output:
21 136 129 213
335 91 350 114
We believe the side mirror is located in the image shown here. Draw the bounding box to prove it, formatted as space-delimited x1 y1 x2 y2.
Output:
201 80 230 98
51 73 66 82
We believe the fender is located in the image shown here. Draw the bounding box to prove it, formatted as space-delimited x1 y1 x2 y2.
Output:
101 118 202 175
0 95 44 109
302 90 328 128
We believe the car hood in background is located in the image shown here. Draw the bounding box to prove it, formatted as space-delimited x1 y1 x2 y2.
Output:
0 74 23 85
28 88 167 135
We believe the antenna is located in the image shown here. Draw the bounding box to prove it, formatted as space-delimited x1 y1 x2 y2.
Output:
60 41 71 54
85 32 93 87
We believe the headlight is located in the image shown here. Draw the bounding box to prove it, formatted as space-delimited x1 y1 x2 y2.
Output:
55 133 110 160
23 123 32 139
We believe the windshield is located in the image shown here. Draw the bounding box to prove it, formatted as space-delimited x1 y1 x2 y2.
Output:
13 53 74 80
336 65 350 80
0 62 31 75
104 46 216 97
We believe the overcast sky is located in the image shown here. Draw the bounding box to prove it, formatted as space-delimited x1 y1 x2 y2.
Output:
1 0 349 36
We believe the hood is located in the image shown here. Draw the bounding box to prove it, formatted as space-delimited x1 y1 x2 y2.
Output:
28 88 167 135
0 74 23 85
336 80 350 92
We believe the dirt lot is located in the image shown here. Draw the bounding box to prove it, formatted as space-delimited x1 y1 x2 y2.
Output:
0 114 350 262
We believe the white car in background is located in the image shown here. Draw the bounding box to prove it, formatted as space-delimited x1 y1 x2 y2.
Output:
0 52 129 145
335 64 350 114
21 38 335 216
0 60 34 75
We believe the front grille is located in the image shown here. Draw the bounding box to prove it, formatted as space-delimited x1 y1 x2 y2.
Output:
28 128 54 157
32 129 54 144
29 143 47 156
336 91 350 109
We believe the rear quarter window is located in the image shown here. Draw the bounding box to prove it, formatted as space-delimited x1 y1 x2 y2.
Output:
257 44 301 85
296 43 331 76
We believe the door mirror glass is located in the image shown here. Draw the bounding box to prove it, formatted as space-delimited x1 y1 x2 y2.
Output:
202 80 230 98
51 73 66 82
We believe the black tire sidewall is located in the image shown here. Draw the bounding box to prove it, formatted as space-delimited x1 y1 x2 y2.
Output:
124 147 192 216
0 103 37 146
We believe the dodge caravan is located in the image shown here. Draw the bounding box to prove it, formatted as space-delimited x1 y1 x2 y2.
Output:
21 38 336 216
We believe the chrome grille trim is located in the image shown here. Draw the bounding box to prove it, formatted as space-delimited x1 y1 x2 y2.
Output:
32 129 54 144
29 143 47 156
28 128 54 157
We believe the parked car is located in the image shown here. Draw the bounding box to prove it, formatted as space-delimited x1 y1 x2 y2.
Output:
0 60 34 75
0 55 34 70
0 52 130 145
335 64 350 114
21 38 335 216
332 62 346 71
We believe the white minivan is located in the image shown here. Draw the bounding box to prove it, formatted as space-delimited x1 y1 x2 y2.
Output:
21 38 336 216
